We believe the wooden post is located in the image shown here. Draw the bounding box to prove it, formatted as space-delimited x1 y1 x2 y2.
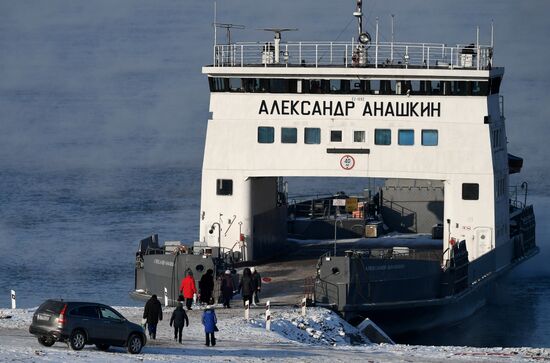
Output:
265 300 271 331
301 297 307 316
245 300 250 320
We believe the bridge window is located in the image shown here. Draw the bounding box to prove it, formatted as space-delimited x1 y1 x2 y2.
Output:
281 127 297 143
258 127 274 143
209 77 490 96
216 179 233 196
398 129 414 145
421 130 438 146
330 130 342 142
354 131 366 142
304 128 321 144
374 129 391 145
462 183 479 200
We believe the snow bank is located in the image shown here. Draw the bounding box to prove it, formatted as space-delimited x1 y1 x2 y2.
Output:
248 307 370 346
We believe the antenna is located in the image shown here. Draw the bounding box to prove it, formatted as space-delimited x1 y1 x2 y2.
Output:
214 23 245 45
213 1 217 47
259 28 298 64
353 0 363 35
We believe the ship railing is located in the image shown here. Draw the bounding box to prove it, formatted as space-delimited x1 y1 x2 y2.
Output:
314 277 340 308
509 182 529 210
213 41 493 70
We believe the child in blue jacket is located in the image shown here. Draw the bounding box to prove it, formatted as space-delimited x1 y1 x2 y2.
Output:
202 306 217 346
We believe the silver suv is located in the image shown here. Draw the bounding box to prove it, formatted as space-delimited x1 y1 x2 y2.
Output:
29 300 146 354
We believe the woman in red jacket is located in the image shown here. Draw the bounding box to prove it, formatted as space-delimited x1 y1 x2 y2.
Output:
179 270 197 310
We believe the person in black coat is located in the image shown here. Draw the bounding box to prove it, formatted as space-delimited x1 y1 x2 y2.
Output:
169 302 189 343
143 294 163 339
220 270 234 308
251 267 262 306
199 269 215 304
238 267 254 307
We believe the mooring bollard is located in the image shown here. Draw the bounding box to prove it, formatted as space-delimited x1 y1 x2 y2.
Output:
11 290 16 309
265 300 271 331
301 297 306 316
245 300 250 320
164 287 169 307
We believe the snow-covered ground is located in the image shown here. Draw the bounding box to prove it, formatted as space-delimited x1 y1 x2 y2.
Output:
1 305 549 362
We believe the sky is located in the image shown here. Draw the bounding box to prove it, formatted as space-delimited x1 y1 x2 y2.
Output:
0 0 549 190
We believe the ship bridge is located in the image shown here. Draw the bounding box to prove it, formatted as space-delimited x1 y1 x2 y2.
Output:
199 13 511 269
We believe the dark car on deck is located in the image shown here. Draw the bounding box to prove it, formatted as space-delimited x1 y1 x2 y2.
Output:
29 299 146 354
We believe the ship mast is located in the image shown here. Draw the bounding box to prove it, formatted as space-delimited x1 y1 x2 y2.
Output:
353 0 370 65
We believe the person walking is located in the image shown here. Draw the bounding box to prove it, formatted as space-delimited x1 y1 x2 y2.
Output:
169 302 189 344
202 305 217 347
251 267 262 306
143 294 163 339
220 270 234 308
238 267 254 307
179 270 197 310
199 269 215 305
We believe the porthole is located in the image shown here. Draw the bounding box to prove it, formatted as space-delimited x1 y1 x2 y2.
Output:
331 267 340 275
195 264 204 272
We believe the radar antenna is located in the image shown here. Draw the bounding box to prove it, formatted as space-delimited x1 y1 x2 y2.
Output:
214 23 245 45
259 28 298 64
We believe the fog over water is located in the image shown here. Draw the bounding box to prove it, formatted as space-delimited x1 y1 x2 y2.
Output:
0 0 549 347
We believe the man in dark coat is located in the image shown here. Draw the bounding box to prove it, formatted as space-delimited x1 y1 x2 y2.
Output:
220 270 234 308
251 267 262 306
238 267 254 307
143 294 163 339
169 302 189 343
199 269 215 304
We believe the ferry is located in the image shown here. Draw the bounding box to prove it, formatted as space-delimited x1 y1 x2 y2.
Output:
133 1 538 336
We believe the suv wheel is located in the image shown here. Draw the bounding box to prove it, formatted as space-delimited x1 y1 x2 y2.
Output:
95 343 110 351
37 336 55 347
127 334 143 354
69 330 86 351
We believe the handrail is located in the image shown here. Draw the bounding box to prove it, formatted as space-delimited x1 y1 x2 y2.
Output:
315 276 340 308
212 41 493 70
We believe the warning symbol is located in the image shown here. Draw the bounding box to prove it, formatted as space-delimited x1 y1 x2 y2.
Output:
340 155 355 170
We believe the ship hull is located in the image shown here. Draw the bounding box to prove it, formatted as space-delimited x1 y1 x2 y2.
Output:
320 246 539 337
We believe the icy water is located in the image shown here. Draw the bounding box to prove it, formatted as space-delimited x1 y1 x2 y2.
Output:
1 0 550 349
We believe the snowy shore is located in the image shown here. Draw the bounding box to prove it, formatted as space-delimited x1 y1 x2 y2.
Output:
1 305 549 362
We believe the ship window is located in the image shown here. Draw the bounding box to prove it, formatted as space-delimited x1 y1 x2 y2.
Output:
398 129 414 145
281 127 297 143
350 80 371 94
354 131 366 142
374 129 391 145
329 80 350 94
472 81 489 96
228 78 242 92
270 79 297 93
462 183 479 200
304 128 321 144
209 77 229 92
421 130 438 146
330 130 342 142
216 179 233 196
379 80 394 95
258 127 274 143
302 79 327 93
452 81 468 96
